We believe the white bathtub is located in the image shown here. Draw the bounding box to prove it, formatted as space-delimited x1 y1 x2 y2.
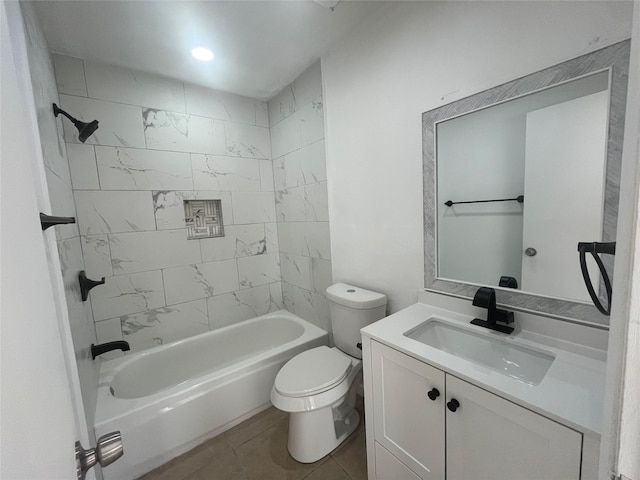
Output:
94 310 328 480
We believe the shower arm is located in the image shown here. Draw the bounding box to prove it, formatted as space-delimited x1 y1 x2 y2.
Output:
53 103 80 125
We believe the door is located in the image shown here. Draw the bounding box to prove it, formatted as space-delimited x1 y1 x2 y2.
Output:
521 91 609 302
375 442 422 480
445 375 582 480
371 341 445 479
1 3 92 478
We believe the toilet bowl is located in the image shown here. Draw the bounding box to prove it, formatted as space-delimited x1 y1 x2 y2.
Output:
271 283 387 463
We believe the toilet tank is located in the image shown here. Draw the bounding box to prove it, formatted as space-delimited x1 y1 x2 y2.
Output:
326 283 387 359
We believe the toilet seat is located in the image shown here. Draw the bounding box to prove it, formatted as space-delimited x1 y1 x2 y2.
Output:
274 346 352 397
271 347 362 414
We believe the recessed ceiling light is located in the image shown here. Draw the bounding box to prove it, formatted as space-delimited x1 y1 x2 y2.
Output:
191 47 214 62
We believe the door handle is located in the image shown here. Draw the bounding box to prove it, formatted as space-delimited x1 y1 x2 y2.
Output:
76 431 123 480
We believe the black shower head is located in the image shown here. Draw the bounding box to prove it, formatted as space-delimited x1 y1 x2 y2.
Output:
76 119 99 142
53 103 99 143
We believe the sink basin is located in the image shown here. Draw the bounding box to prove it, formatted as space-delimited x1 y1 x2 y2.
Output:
404 319 555 385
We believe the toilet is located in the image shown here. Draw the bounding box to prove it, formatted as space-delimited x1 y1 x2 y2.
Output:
271 283 387 463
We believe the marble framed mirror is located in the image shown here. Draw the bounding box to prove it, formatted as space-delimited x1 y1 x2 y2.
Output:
423 40 630 326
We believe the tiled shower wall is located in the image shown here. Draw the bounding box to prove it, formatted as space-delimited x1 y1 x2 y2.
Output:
53 54 283 356
269 63 333 333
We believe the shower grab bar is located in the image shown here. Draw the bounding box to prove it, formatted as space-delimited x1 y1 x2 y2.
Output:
444 195 524 207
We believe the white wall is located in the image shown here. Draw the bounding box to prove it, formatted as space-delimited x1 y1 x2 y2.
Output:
18 1 100 442
323 1 633 313
1 2 78 477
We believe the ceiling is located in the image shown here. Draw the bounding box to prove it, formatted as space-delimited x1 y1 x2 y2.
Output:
31 0 389 100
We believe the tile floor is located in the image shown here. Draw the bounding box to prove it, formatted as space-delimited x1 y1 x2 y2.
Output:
140 402 367 480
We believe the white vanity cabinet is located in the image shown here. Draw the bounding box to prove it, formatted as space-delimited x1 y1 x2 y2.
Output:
369 340 583 480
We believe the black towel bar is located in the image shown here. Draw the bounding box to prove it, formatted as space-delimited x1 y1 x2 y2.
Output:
444 195 524 207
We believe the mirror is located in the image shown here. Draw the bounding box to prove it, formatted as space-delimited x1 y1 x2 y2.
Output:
438 71 609 303
423 40 630 325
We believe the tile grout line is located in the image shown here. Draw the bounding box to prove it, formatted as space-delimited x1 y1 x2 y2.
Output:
226 411 286 455
59 92 270 129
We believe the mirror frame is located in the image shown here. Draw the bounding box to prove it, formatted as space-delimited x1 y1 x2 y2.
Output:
423 40 630 327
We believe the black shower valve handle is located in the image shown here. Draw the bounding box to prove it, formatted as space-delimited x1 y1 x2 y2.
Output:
40 212 76 231
79 271 105 301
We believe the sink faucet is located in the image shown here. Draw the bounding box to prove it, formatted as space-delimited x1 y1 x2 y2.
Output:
470 287 514 334
91 341 130 360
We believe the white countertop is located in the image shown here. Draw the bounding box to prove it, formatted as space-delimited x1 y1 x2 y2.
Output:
361 302 606 437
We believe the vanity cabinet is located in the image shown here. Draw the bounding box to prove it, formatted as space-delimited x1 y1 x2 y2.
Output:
370 341 583 480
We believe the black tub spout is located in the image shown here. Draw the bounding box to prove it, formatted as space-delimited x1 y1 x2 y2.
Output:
91 341 130 360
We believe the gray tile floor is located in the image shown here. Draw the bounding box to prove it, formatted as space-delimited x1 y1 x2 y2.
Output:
140 402 367 480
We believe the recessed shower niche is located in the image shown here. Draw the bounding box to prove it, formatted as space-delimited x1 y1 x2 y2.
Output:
183 199 224 239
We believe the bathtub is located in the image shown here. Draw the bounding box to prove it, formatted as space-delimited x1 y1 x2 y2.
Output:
94 310 328 480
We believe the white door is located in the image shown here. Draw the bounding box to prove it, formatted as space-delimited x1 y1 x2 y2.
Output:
445 375 582 480
371 341 445 480
1 3 91 478
521 91 609 302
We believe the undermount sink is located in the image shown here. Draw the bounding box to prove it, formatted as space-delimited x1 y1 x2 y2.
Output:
403 319 555 385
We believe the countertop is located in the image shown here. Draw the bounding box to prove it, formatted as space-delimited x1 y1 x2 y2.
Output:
361 302 606 437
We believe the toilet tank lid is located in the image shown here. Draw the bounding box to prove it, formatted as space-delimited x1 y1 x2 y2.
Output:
326 283 387 309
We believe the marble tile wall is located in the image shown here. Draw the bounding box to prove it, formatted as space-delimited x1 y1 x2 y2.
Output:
269 62 333 333
53 54 282 357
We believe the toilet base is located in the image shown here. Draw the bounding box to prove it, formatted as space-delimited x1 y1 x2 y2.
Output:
287 400 360 463
285 381 360 463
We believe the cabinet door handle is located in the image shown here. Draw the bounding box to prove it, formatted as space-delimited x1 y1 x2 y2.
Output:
427 388 440 401
447 398 460 412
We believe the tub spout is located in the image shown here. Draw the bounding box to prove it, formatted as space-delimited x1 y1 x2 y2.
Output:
92 341 130 360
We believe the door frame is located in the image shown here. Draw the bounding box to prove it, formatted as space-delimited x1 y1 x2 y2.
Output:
1 1 93 478
599 1 640 479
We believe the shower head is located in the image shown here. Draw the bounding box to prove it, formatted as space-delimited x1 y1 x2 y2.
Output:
76 119 100 143
53 103 99 143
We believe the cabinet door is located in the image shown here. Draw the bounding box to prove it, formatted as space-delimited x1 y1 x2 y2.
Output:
371 341 445 479
375 442 422 480
446 375 582 480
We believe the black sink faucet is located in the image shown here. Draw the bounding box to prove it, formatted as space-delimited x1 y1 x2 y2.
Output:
91 341 130 360
470 287 514 334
